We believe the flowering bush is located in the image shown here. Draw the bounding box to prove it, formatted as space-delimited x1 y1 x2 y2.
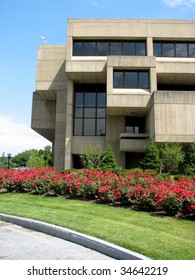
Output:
0 167 195 218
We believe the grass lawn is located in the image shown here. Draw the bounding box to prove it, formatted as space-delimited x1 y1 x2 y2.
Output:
0 193 194 260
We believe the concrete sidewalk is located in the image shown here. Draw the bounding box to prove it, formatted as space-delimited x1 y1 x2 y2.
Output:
0 221 113 260
0 214 150 260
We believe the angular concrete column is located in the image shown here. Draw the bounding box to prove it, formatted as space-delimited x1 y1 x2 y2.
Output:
64 80 73 169
54 90 67 169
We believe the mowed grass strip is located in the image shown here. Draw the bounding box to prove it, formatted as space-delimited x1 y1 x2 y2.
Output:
0 193 194 260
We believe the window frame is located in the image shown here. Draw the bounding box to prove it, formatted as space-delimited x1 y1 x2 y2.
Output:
73 84 106 136
73 40 146 56
113 70 150 89
153 40 195 58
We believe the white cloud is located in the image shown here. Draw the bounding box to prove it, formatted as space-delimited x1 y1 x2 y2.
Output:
161 0 195 7
0 115 51 156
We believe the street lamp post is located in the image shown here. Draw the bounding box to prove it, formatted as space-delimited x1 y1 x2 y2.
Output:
7 153 11 169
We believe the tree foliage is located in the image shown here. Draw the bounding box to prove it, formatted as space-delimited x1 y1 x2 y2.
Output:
0 153 7 169
101 145 118 170
80 144 118 170
140 139 161 171
80 144 103 169
12 150 36 167
160 142 185 174
185 142 195 175
26 147 53 167
0 146 53 169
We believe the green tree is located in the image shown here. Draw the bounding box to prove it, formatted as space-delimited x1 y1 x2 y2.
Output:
80 144 103 169
185 142 195 175
26 146 52 167
0 153 7 169
27 151 46 167
160 142 185 174
101 145 118 170
80 144 118 170
12 150 36 167
140 139 161 171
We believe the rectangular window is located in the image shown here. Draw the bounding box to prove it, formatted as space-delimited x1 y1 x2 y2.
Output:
113 70 149 89
125 117 146 134
73 41 83 56
175 43 188 57
125 72 137 88
189 43 195 57
83 41 96 56
74 84 106 136
74 119 83 136
113 71 123 88
73 40 147 56
153 41 195 57
97 119 106 136
75 92 83 107
139 71 149 89
153 42 161 57
123 42 135 55
163 43 174 57
110 41 122 55
97 41 109 56
136 42 146 56
84 119 96 135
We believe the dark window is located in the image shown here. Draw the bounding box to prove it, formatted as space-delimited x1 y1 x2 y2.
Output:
75 108 83 118
83 41 96 56
97 92 106 107
73 40 147 56
189 43 195 57
125 72 137 88
139 71 149 89
84 108 96 118
110 41 122 55
75 92 83 107
163 43 174 57
73 41 83 56
153 41 195 57
97 41 109 56
125 117 146 134
113 70 150 89
123 42 135 55
136 42 146 56
85 92 96 107
175 43 188 57
74 119 83 135
153 42 161 57
74 84 106 136
113 71 123 88
84 119 96 135
97 119 105 136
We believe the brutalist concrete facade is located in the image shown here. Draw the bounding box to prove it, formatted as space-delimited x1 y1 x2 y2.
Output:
31 19 195 169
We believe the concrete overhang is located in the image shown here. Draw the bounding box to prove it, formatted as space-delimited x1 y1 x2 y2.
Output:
31 127 55 142
107 93 151 115
120 139 148 152
156 58 195 85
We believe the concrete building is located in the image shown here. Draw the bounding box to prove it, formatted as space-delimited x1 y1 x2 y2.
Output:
31 19 195 169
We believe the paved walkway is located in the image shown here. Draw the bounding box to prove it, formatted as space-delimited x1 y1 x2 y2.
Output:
0 222 113 260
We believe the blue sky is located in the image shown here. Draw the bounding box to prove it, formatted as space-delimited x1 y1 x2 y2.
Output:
0 0 195 155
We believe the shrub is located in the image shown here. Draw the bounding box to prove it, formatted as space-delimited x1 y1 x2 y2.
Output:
0 167 195 218
140 138 161 172
185 142 195 175
101 145 118 170
80 144 103 169
160 142 185 174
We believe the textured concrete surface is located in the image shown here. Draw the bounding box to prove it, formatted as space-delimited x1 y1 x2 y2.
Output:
0 214 150 260
0 221 113 260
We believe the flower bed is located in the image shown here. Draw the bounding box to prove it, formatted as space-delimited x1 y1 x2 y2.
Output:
0 167 195 218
